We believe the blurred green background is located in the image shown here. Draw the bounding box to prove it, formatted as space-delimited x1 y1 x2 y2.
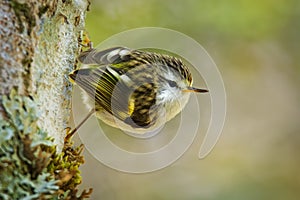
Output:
77 0 300 199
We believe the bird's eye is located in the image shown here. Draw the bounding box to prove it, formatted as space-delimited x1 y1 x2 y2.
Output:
168 80 178 87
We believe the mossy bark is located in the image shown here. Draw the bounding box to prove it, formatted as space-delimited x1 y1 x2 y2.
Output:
0 0 89 150
0 0 91 199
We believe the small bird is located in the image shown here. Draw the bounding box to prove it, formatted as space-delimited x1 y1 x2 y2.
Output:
69 47 208 134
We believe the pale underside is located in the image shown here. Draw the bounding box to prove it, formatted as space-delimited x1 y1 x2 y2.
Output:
81 87 191 134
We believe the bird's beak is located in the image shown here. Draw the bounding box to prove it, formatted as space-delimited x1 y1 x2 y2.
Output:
182 87 208 93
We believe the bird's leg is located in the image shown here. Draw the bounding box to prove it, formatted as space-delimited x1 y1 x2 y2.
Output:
66 108 96 140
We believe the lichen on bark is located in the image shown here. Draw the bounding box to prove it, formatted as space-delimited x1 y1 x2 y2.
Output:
0 89 92 199
0 0 92 199
0 0 89 151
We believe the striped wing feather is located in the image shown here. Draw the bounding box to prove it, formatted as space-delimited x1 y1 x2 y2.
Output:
73 47 159 127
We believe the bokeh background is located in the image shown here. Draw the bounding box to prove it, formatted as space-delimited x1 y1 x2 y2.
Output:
76 0 300 199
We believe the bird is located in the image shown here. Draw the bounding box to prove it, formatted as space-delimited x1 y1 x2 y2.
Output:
68 47 208 135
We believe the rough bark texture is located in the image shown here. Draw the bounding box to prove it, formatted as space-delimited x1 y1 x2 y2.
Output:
0 0 88 150
0 0 92 199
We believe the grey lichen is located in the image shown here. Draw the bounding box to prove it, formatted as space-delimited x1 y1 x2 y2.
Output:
0 90 57 199
0 90 92 199
0 0 93 198
1 0 89 152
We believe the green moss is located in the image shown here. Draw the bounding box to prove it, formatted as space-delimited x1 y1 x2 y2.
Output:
0 90 92 199
47 131 93 199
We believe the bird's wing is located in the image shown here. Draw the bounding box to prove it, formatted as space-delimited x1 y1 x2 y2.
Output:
125 82 158 128
78 47 133 65
70 63 159 128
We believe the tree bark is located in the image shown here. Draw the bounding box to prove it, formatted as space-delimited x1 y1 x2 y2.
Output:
0 0 91 199
0 0 88 150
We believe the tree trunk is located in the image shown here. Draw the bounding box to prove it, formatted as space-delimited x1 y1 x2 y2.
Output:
0 0 92 199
